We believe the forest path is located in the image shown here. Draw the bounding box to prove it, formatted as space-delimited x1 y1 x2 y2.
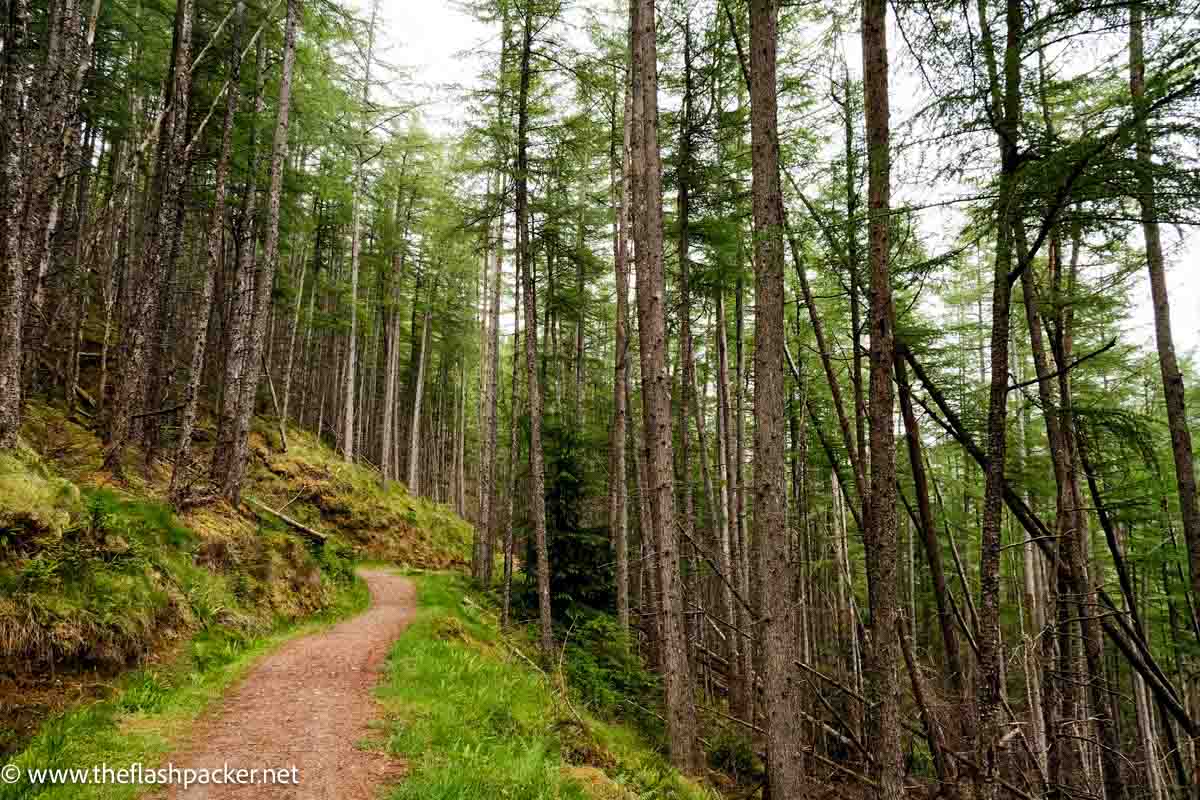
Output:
160 569 414 800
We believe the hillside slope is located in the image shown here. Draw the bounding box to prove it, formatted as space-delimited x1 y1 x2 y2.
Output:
0 403 472 756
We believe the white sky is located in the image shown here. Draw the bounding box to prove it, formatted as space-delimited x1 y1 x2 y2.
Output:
377 0 492 135
378 0 1199 362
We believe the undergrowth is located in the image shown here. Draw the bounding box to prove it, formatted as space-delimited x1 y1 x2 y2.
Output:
377 573 715 800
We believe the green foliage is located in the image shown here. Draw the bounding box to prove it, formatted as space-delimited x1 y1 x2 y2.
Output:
0 449 80 550
704 728 759 784
562 614 660 736
520 422 614 614
251 425 474 567
116 671 170 715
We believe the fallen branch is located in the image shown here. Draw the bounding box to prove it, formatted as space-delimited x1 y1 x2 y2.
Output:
244 496 327 542
132 403 186 420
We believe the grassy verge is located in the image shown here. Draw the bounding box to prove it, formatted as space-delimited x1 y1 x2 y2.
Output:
0 575 369 800
377 573 715 800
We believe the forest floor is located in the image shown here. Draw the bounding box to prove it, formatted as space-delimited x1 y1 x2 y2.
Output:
158 568 414 800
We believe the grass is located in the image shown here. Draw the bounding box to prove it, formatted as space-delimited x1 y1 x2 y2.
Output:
377 573 715 800
0 575 369 800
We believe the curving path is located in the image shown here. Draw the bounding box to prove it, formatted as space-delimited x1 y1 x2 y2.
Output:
161 569 415 800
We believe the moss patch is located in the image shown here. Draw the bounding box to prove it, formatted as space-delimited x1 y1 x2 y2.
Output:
247 427 473 569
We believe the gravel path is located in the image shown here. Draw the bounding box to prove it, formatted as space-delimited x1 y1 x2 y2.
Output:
162 569 415 800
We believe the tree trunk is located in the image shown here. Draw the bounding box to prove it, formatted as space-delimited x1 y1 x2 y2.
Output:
407 304 431 495
716 288 748 719
0 0 30 448
1130 1 1200 617
974 0 1022 793
223 0 300 503
515 3 554 660
748 0 804 793
213 38 266 490
481 197 503 582
676 11 698 659
103 0 194 473
342 0 378 463
861 0 903 789
630 0 699 772
502 244 523 630
897 358 964 700
170 0 245 504
609 65 633 636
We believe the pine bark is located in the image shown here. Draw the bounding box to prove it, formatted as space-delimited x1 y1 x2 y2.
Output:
224 0 300 503
407 302 431 495
103 0 194 472
1130 1 1200 614
213 38 266 491
631 0 699 772
171 0 245 503
0 0 30 448
342 0 378 463
974 0 1022 793
861 0 903 791
481 184 504 584
609 68 633 635
748 0 804 793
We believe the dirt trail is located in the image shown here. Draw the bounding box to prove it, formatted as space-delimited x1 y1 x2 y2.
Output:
162 569 414 800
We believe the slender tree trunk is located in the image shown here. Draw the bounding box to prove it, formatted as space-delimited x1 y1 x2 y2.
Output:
974 0 1022 793
897 358 964 699
223 0 300 503
282 198 316 428
514 3 554 659
502 246 523 630
631 0 699 772
716 288 748 719
1130 2 1200 614
342 0 377 462
103 0 194 473
407 304 431 495
213 38 266 489
455 358 466 516
861 0 903 789
0 0 30 448
748 0 803 792
170 1 245 503
676 11 699 658
609 68 633 635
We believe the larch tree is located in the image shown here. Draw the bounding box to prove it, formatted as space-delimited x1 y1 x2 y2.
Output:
860 0 903 793
630 0 700 773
